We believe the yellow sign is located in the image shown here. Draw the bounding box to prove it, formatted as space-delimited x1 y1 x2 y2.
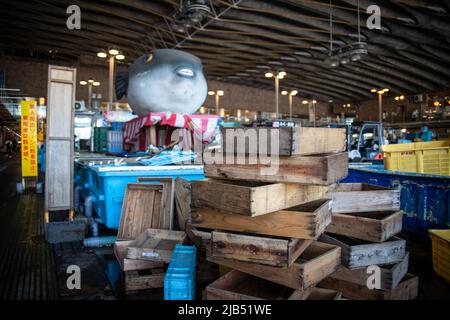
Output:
21 101 38 177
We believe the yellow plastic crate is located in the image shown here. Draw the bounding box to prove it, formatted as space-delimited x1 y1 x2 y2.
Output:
429 230 450 284
382 140 450 175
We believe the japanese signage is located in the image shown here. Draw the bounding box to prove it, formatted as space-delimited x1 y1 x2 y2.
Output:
21 100 38 177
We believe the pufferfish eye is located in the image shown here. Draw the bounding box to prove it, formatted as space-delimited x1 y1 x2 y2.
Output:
176 67 195 78
145 54 153 63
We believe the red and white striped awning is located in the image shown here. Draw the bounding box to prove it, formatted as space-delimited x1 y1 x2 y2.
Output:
123 112 220 145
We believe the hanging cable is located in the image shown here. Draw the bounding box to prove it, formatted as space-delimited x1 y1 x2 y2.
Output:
329 0 333 56
357 0 361 43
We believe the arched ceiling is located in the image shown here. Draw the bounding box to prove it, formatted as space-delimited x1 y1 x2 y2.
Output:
1 0 450 103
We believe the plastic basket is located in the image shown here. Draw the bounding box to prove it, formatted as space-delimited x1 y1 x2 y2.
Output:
429 230 450 284
164 245 196 300
382 141 450 175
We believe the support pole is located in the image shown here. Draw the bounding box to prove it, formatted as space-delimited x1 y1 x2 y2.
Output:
275 77 279 119
109 55 115 111
215 94 220 116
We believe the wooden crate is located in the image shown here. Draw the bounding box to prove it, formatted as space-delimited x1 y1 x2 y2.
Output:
330 252 409 291
211 231 312 267
307 288 342 300
192 199 332 240
192 179 328 217
221 127 346 156
204 152 348 185
126 229 187 262
329 183 400 214
114 241 164 272
326 210 403 243
207 242 341 291
205 270 313 300
319 273 419 300
175 178 191 231
117 184 170 240
186 224 212 254
123 268 165 292
320 233 406 269
137 177 175 230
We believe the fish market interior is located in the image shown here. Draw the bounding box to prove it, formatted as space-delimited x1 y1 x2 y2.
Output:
0 0 450 302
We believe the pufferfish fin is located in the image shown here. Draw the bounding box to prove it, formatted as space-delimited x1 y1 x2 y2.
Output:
115 72 129 100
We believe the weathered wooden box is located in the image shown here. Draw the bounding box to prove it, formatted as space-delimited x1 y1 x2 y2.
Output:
192 179 328 217
117 184 171 240
319 273 419 300
192 199 332 240
329 183 400 214
211 231 312 267
221 127 346 156
326 210 403 243
114 241 163 272
330 252 409 291
205 270 342 300
126 229 187 263
186 224 212 253
320 233 406 269
123 268 165 292
204 152 348 185
208 242 341 291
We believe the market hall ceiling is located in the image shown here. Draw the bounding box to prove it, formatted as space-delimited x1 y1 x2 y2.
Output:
1 0 450 103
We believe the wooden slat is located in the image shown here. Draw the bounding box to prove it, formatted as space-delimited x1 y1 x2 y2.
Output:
174 178 191 231
126 229 187 262
211 231 312 267
204 152 348 185
192 200 332 240
329 183 401 214
192 179 328 216
221 127 346 156
319 274 419 300
326 210 403 243
320 233 406 269
117 184 166 240
207 242 341 291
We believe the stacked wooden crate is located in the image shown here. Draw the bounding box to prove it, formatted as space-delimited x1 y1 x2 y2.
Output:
113 179 186 296
318 183 419 300
188 127 349 300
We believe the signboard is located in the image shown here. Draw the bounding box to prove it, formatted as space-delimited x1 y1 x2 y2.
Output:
21 100 38 177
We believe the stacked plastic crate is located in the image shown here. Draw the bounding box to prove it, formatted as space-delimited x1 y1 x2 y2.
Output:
107 122 124 154
94 127 108 153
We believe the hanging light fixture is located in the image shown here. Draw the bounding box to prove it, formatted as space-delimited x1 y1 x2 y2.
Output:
325 0 368 68
172 0 212 33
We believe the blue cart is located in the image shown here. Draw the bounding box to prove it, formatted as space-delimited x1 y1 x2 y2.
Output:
343 164 450 235
75 161 204 229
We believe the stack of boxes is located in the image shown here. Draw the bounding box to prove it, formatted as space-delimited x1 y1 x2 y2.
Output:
318 183 419 300
187 126 349 300
93 127 108 153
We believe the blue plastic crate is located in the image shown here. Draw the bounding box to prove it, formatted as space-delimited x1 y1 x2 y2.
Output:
164 245 196 300
110 122 124 131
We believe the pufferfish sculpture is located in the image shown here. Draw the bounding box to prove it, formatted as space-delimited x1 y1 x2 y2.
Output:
115 49 208 116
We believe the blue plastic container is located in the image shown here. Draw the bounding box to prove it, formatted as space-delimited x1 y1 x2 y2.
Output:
164 245 196 301
110 122 124 131
343 164 450 235
75 163 204 229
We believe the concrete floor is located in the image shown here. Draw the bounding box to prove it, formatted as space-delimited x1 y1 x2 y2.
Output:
0 154 449 300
